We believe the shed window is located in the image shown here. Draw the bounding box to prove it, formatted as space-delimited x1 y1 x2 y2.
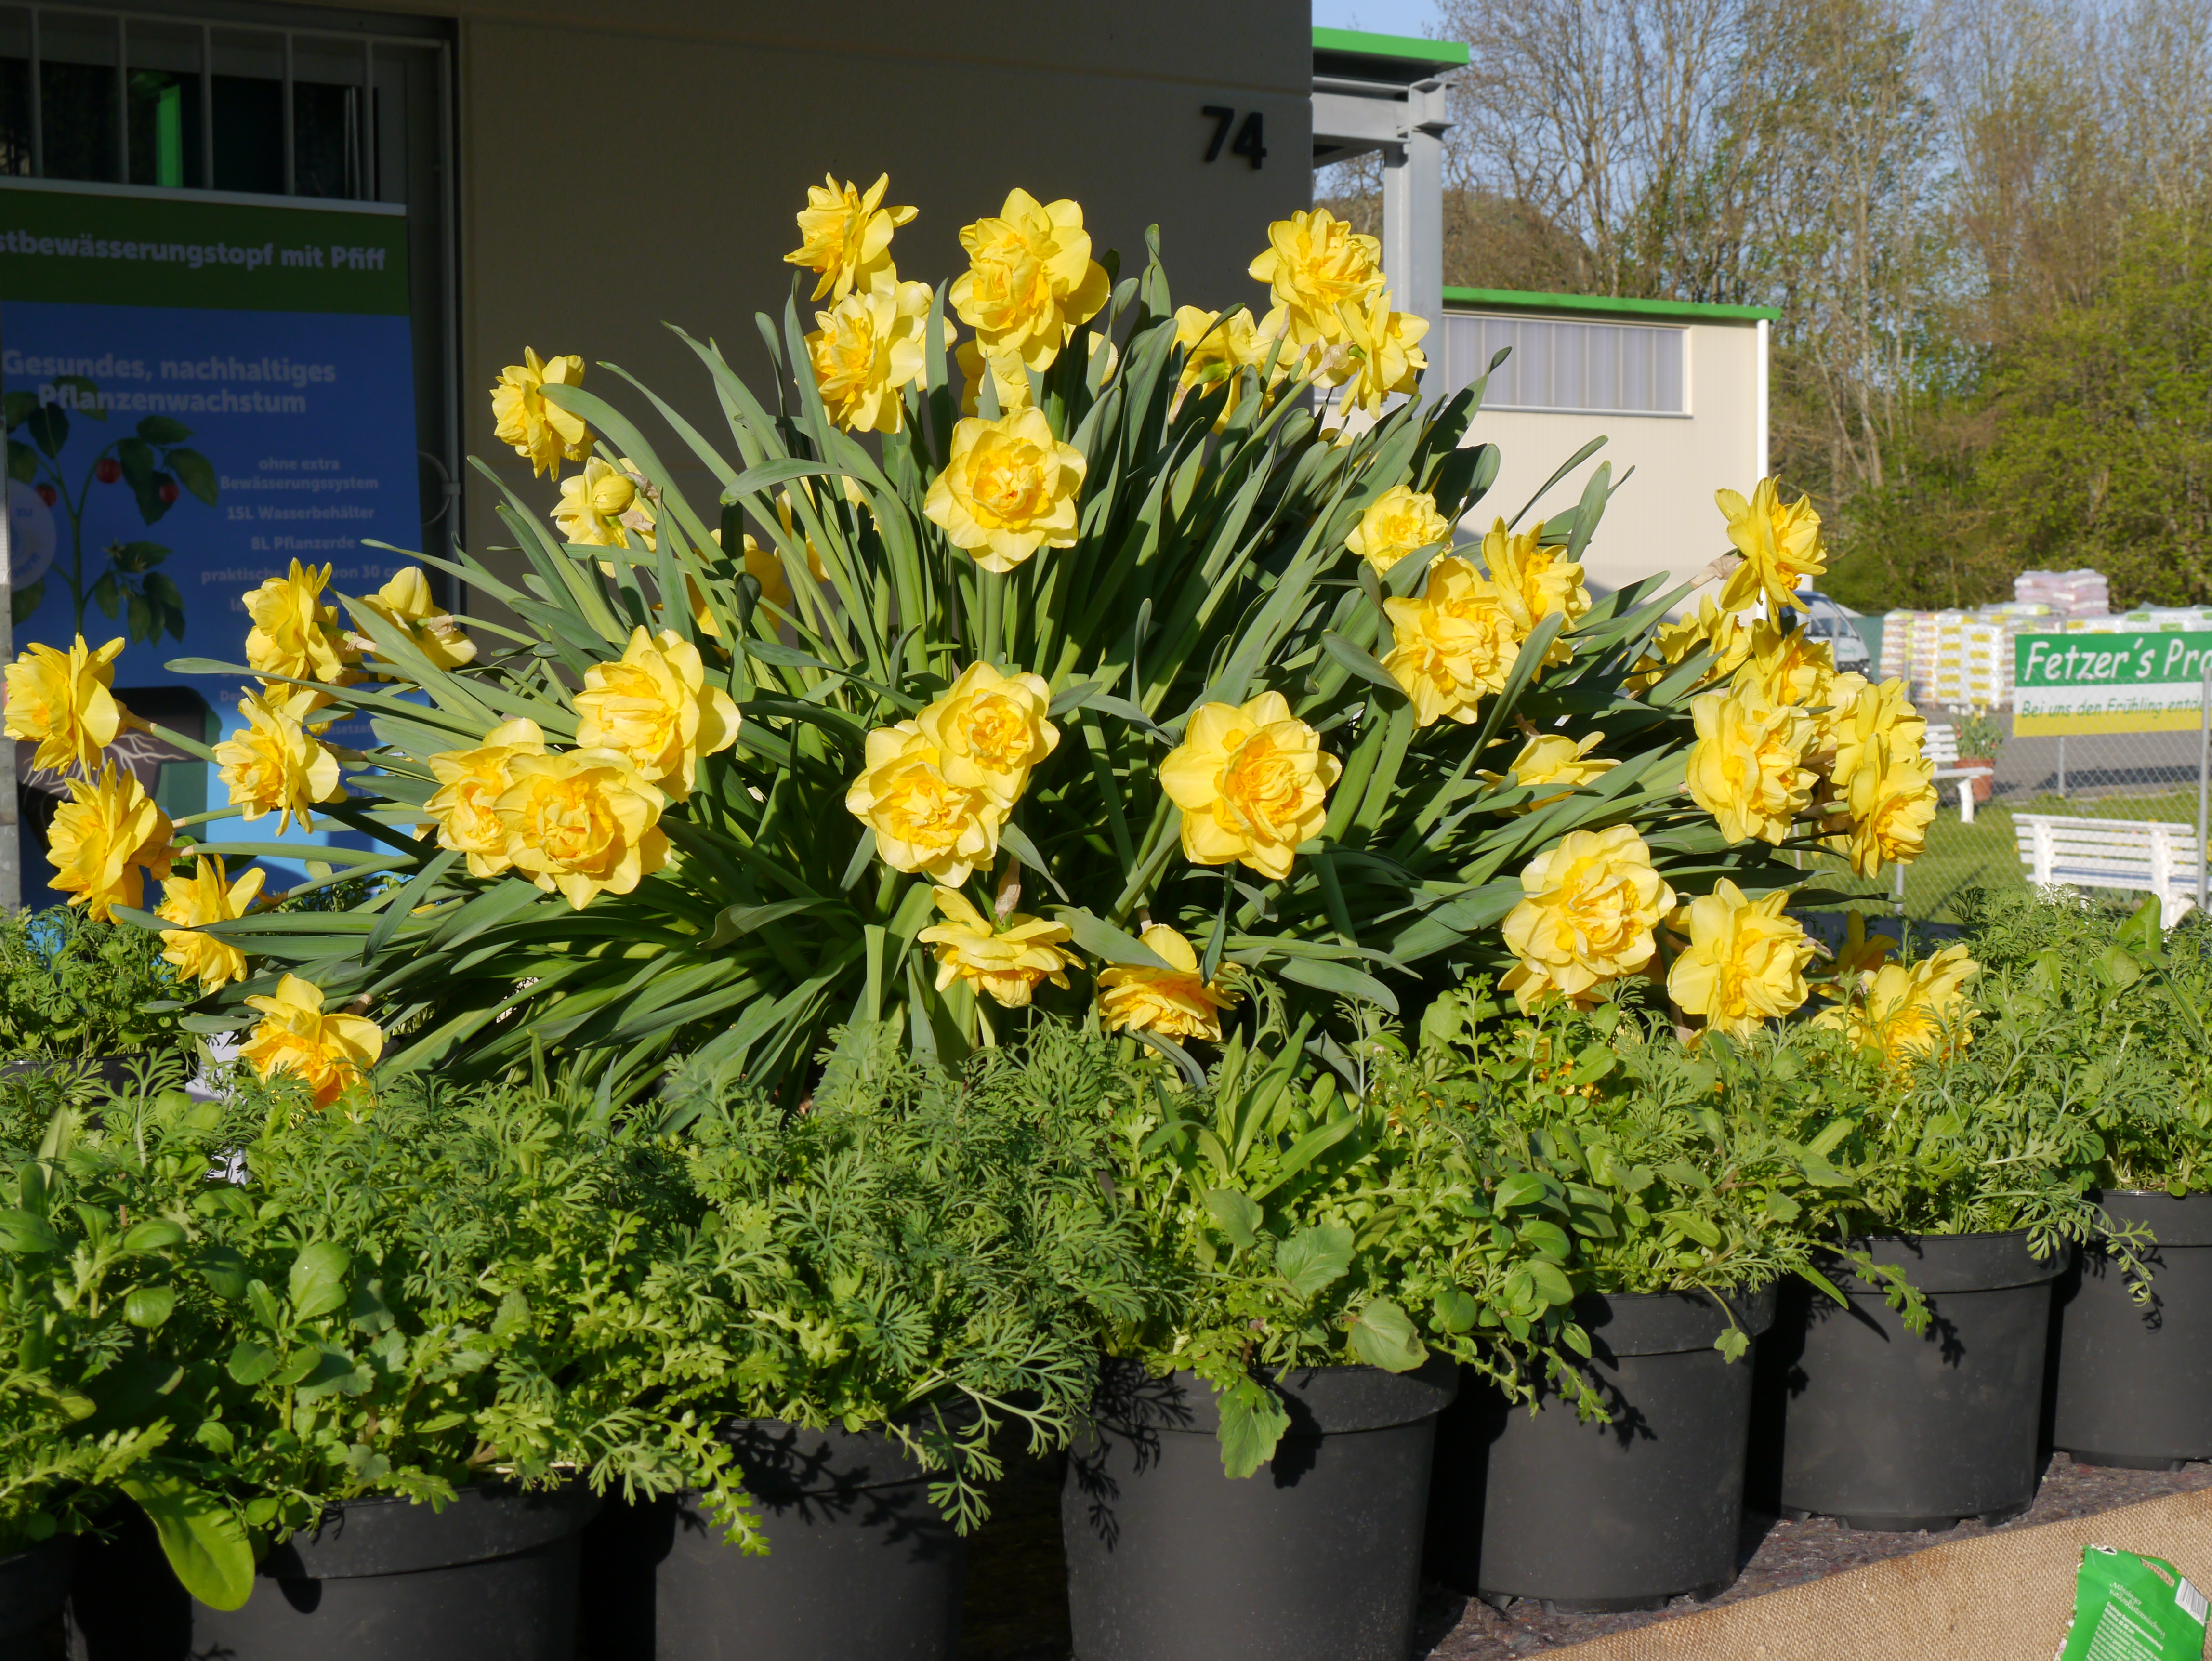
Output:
1436 313 1687 416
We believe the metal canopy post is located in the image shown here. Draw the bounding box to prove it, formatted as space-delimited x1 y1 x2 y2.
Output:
1310 32 1462 330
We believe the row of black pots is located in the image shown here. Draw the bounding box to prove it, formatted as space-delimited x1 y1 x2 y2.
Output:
13 1190 2203 1661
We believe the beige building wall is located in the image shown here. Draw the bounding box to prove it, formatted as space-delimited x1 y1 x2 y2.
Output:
354 0 1314 587
1453 317 1765 611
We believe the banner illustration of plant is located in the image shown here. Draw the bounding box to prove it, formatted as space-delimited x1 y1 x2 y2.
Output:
4 379 217 642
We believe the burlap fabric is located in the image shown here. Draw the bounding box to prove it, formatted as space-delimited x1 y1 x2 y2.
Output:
1550 1489 2212 1660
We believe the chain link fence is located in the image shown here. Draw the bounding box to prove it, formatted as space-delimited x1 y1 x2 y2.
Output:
1854 702 2212 927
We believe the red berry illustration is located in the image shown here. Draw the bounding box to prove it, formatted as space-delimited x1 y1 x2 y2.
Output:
157 478 179 506
33 484 55 507
94 458 120 484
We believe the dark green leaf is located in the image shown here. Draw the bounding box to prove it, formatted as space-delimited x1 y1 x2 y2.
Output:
1275 1223 1352 1298
0 1210 60 1254
1215 1376 1290 1479
287 1242 351 1321
119 1473 254 1611
1347 1298 1425 1371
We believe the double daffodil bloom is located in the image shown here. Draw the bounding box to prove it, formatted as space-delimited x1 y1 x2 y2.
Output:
918 886 1080 1010
215 688 345 835
785 172 915 303
46 762 174 922
4 634 130 775
239 974 383 1108
1095 923 1240 1042
490 347 590 478
951 188 1110 371
157 855 267 994
1500 825 1674 1011
1159 692 1340 881
1666 880 1815 1041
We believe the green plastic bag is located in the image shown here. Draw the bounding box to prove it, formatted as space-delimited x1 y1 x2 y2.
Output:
2053 1545 2209 1661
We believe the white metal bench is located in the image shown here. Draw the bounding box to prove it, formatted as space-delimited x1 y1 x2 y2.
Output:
2014 815 2203 928
1924 724 1996 823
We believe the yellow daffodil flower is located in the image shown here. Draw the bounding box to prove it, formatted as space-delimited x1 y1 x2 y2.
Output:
239 974 383 1108
1500 825 1675 1010
156 854 267 994
1096 923 1240 1042
1159 691 1340 881
45 762 174 922
573 627 740 803
356 567 477 673
950 188 1110 371
845 722 1005 886
490 347 591 478
1346 486 1452 575
1826 910 1899 984
1475 730 1617 811
1381 555 1521 727
785 172 915 303
923 410 1087 573
4 634 129 775
1171 305 1291 425
555 457 656 551
243 560 361 690
1827 733 1938 877
806 278 935 434
424 718 548 878
1633 597 1755 692
1666 880 1815 1040
916 663 1059 810
1481 518 1589 668
1331 287 1429 415
1249 208 1385 348
1733 618 1835 711
496 749 671 910
1815 944 1978 1072
215 688 345 835
1684 686 1817 845
917 885 1080 1010
1715 477 1827 614
957 338 1033 417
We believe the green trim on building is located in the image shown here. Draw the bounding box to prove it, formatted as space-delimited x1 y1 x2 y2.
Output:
1442 285 1780 324
1311 26 1470 68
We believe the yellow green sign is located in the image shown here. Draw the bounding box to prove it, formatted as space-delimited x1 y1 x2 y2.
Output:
2013 631 2212 735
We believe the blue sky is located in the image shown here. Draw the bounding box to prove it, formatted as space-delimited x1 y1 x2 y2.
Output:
1312 0 1448 39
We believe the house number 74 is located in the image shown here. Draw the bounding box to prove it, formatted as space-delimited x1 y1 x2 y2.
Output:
1200 106 1267 170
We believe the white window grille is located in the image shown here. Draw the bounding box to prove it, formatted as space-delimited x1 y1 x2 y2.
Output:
1435 312 1688 416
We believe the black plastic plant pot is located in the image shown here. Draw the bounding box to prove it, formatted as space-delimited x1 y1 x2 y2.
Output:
1427 1286 1777 1611
1061 1356 1458 1661
66 1485 597 1661
1757 1230 2064 1532
0 1536 71 1661
2051 1190 2212 1470
577 1418 965 1661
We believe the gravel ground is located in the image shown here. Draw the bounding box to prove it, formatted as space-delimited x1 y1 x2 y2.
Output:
960 1453 2212 1661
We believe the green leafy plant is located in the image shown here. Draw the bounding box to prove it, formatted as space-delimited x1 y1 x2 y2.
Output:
1411 983 1925 1358
2 1067 743 1608
0 1071 207 1564
1098 992 1584 1476
0 906 190 1063
1951 889 2212 1195
1955 706 2005 760
649 1017 1156 1529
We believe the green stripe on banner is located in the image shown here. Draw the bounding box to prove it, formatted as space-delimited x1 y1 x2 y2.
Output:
0 179 408 315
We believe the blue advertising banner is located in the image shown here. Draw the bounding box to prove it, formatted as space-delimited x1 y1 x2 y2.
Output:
0 177 420 898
